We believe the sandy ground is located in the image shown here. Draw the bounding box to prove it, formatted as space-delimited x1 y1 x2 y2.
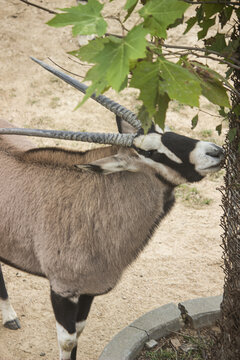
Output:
0 1 225 359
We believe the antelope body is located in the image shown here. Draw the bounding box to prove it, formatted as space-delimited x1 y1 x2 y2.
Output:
0 60 224 360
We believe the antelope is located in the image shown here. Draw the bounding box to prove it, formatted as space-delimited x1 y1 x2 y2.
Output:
0 59 224 360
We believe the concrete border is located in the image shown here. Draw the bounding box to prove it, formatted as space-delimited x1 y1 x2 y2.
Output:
98 295 222 360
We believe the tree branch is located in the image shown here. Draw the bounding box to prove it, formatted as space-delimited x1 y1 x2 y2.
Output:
161 44 240 66
19 0 58 15
47 58 84 79
182 0 240 5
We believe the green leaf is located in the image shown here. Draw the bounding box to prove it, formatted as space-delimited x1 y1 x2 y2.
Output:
124 0 139 21
202 78 230 107
77 26 147 104
196 5 204 23
191 114 199 129
219 6 233 28
216 124 222 135
158 58 201 107
154 92 170 130
183 16 197 35
124 0 138 9
47 0 107 36
138 105 153 133
189 62 230 107
99 26 148 91
205 33 227 53
198 17 215 40
130 61 170 127
70 38 109 62
139 0 189 38
219 106 229 118
202 4 224 19
130 61 160 115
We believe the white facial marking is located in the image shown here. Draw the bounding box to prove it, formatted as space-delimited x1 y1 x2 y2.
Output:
190 141 223 175
76 320 86 338
157 142 182 164
134 133 162 151
0 298 18 325
134 134 182 164
56 322 77 360
155 124 163 134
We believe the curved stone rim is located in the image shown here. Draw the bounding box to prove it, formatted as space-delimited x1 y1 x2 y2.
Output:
98 295 222 360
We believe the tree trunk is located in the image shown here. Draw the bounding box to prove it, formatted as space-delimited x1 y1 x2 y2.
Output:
212 19 240 360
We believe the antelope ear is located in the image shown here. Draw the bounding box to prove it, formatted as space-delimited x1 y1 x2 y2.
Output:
75 154 138 174
116 115 138 134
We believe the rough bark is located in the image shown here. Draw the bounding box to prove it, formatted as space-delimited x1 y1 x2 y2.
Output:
211 19 240 360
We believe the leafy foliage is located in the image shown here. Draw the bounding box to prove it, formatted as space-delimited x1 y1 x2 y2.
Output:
139 0 189 38
48 0 238 131
47 0 107 36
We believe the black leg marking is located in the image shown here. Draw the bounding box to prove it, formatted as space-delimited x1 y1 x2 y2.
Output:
0 264 8 300
70 295 94 360
77 295 94 323
51 290 79 360
50 290 78 334
0 264 20 330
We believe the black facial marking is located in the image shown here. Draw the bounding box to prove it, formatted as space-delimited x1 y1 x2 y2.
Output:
151 152 203 182
0 264 8 300
136 131 204 183
161 132 198 163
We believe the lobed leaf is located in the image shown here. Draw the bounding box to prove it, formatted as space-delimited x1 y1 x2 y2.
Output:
124 0 139 21
76 26 148 104
47 0 107 36
190 62 231 107
158 58 201 107
184 16 197 35
139 0 189 38
130 61 160 115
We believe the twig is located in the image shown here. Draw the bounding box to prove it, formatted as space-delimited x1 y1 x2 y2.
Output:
67 56 92 68
105 15 130 34
161 44 240 66
199 109 224 118
182 0 240 4
47 58 84 79
19 0 58 14
191 52 240 70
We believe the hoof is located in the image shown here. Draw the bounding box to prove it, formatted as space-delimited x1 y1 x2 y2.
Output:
4 318 21 330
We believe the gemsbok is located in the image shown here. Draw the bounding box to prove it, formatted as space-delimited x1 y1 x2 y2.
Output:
0 59 224 360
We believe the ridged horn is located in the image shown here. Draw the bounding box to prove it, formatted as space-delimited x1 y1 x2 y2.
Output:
31 57 142 131
0 128 136 147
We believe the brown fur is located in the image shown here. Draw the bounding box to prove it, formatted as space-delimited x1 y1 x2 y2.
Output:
0 120 173 297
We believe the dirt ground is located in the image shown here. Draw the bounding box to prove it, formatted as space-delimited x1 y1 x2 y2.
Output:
0 1 225 359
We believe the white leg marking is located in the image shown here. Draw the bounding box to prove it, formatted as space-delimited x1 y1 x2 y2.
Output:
56 322 77 360
76 320 86 338
0 298 18 325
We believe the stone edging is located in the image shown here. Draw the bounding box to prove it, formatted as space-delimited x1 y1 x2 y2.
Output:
98 295 222 360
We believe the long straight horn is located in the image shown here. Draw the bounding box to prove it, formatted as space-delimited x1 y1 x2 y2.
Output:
31 57 142 131
0 128 135 147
